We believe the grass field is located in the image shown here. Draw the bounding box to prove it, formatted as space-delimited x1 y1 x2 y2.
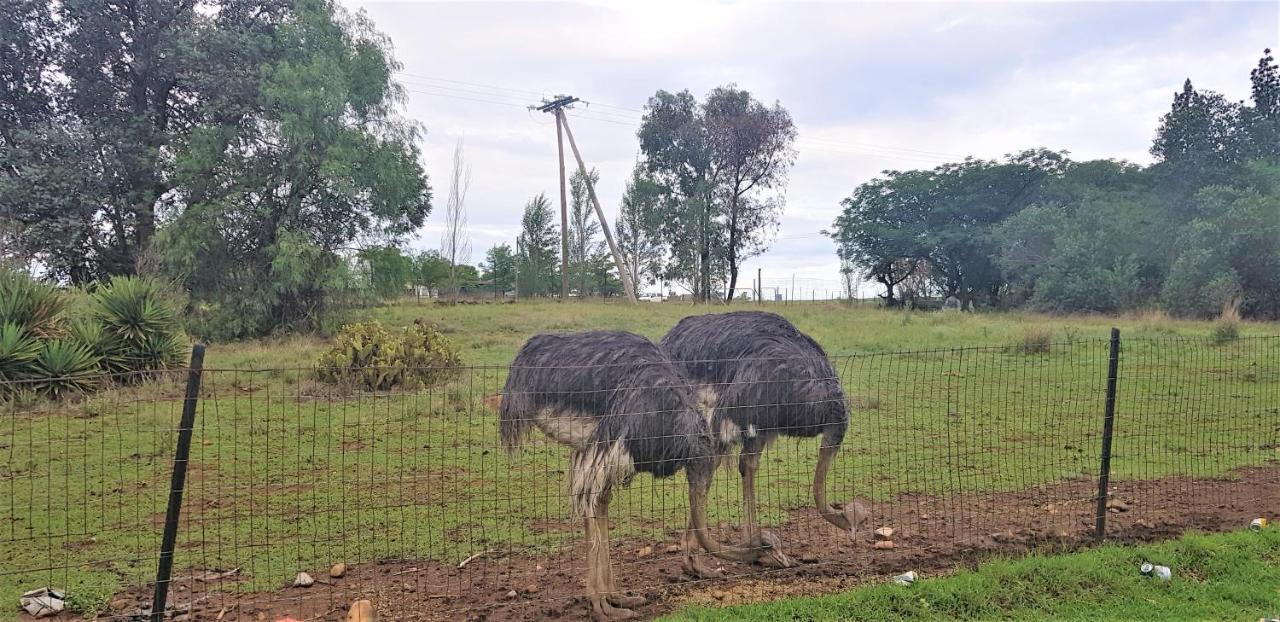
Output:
1 300 1277 617
662 527 1280 621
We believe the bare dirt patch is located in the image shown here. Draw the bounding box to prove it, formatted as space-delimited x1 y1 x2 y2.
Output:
104 466 1280 622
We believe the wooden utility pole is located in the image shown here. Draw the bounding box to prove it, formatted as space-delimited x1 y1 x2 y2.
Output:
557 111 637 303
535 96 578 301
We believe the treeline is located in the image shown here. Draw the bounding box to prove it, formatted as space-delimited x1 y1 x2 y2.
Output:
1 0 432 340
829 49 1280 319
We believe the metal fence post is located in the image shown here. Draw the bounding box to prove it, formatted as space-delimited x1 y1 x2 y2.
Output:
1094 328 1121 541
151 344 206 621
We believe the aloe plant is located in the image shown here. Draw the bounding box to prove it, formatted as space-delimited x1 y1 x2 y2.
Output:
30 339 100 398
0 270 68 338
92 276 186 375
0 322 40 386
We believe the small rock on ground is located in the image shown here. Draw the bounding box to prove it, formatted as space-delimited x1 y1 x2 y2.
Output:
874 540 896 550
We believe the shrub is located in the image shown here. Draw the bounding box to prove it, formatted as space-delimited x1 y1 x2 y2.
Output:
91 276 187 375
1210 298 1242 345
0 269 68 338
315 319 461 391
30 339 100 398
1015 326 1053 355
399 319 463 388
0 322 40 385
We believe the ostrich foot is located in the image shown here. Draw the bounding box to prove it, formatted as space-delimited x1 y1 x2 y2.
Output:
590 598 638 621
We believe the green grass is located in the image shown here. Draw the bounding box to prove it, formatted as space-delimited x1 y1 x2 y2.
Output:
662 528 1280 621
1 300 1277 617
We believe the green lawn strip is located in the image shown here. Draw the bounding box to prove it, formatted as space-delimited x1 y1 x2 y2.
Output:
663 528 1280 621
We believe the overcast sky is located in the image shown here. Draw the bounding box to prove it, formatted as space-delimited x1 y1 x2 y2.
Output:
340 0 1277 296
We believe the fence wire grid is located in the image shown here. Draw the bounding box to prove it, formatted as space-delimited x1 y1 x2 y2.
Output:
1 333 1278 621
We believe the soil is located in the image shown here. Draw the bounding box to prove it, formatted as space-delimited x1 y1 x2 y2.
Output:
89 466 1280 622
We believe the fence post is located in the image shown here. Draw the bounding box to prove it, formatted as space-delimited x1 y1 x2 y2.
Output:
151 344 206 622
1094 328 1121 541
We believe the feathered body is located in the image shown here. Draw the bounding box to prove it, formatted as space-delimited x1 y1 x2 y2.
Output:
659 311 848 448
499 330 715 516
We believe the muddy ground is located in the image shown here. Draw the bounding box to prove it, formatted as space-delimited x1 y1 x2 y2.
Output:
90 466 1279 621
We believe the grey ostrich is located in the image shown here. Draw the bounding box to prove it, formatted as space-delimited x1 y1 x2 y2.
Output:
660 311 869 568
491 331 754 620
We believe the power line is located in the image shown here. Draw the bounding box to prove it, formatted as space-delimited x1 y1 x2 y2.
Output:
396 74 974 163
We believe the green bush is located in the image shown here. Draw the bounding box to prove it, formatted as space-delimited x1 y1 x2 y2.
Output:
90 276 186 376
0 272 188 400
30 339 100 398
315 319 461 391
1014 326 1054 355
0 269 68 338
0 322 40 384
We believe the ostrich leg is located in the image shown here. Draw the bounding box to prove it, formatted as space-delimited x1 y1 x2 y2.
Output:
597 493 646 609
738 436 795 568
587 493 639 621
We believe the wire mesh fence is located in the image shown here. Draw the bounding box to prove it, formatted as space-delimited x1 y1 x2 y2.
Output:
0 333 1277 621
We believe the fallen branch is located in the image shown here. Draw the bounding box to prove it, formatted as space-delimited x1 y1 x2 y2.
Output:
457 549 493 569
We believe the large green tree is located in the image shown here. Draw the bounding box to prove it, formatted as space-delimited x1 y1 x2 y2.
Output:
154 0 431 338
637 85 796 302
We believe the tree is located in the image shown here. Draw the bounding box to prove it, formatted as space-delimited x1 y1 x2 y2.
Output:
58 0 205 275
358 245 414 301
702 85 796 302
568 167 602 296
637 85 797 302
440 139 472 302
1248 48 1280 160
638 89 719 300
516 193 559 297
154 0 431 338
414 250 450 298
481 243 516 298
616 164 666 289
1150 80 1248 198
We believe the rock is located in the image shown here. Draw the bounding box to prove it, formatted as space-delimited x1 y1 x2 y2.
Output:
873 527 895 541
20 588 66 618
346 600 376 622
504 590 518 600
637 545 653 557
665 544 681 554
524 584 540 594
919 513 930 520
534 564 544 572
1106 499 1131 512
330 563 347 578
293 572 314 588
873 540 896 550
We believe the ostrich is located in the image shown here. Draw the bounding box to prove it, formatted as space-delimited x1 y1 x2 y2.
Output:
491 331 755 621
660 311 869 568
